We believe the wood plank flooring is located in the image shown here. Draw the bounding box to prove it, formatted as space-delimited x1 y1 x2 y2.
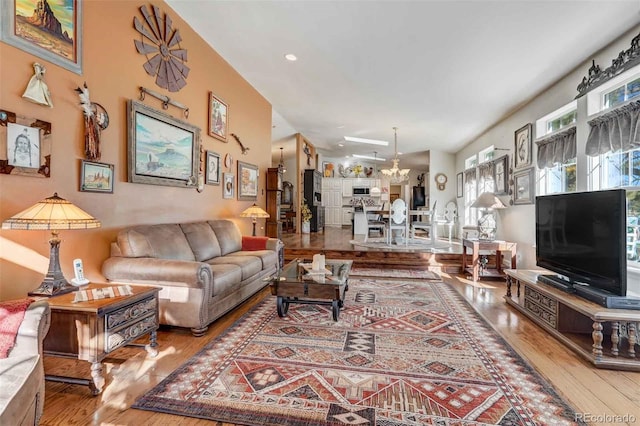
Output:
40 229 640 425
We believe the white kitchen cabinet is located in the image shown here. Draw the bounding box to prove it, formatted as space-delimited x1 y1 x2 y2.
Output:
341 179 353 197
342 208 353 225
325 207 342 227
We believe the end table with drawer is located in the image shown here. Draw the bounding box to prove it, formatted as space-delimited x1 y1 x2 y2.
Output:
43 283 159 395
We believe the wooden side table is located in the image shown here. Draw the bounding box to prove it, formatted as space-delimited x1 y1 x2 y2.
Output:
461 239 517 282
43 283 159 395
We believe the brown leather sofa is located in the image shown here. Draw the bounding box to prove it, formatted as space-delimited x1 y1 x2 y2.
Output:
102 220 282 336
0 300 51 426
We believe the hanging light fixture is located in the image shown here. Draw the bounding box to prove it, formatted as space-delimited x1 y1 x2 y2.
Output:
381 127 410 183
278 147 286 173
370 151 381 196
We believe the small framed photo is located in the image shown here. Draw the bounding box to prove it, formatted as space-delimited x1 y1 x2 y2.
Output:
80 160 114 193
208 92 228 142
456 172 463 198
493 155 509 195
514 123 532 169
223 173 234 199
238 161 258 201
205 151 220 185
513 167 535 205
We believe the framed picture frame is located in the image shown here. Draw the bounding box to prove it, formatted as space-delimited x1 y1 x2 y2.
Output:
223 173 234 199
493 155 509 195
513 167 535 205
238 161 258 201
208 92 228 142
127 100 201 188
0 0 82 74
80 160 114 193
514 123 533 169
0 109 52 178
205 150 220 185
456 172 463 198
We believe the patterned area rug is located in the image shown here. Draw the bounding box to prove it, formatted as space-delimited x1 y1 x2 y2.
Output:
133 278 583 425
349 267 441 280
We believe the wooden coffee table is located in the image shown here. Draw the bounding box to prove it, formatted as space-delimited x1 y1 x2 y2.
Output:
268 258 353 321
43 283 159 395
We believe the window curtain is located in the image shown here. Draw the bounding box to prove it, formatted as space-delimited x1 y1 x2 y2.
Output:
477 161 494 192
464 168 476 188
536 126 576 169
586 100 640 157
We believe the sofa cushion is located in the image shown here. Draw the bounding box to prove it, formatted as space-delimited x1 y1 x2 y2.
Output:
242 236 269 251
233 250 278 270
209 255 262 280
181 222 222 261
209 264 244 296
118 224 196 261
208 220 242 255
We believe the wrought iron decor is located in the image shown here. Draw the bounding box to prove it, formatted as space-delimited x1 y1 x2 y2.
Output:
576 31 640 98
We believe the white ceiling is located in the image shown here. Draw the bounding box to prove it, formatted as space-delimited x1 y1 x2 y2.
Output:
166 0 640 169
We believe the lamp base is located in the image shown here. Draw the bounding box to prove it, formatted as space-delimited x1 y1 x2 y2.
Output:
28 231 75 297
28 278 75 297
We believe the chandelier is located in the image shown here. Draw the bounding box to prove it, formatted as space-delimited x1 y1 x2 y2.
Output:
278 147 286 173
381 127 410 183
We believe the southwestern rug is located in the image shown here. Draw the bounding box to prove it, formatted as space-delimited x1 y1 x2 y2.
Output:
133 277 583 425
349 267 441 280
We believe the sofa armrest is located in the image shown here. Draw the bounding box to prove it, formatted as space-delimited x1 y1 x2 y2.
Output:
266 238 284 269
102 257 212 289
11 300 50 358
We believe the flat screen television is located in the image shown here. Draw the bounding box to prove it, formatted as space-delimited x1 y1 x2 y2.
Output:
535 189 627 296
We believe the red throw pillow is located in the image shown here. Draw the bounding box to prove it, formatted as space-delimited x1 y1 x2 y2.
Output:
242 236 269 251
0 298 34 358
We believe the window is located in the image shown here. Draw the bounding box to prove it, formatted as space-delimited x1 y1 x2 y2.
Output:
463 168 477 226
464 154 477 170
478 145 495 163
535 102 577 196
603 76 640 110
589 149 640 190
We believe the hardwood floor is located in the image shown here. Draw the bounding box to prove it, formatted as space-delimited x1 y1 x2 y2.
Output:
40 229 640 425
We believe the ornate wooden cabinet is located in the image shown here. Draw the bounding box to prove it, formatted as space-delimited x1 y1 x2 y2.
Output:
266 167 283 238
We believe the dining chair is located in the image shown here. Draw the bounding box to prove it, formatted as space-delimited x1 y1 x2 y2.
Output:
362 200 386 242
410 201 437 243
387 198 408 245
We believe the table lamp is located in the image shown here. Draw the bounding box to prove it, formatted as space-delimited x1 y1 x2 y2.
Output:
2 193 101 296
240 204 270 236
471 192 506 241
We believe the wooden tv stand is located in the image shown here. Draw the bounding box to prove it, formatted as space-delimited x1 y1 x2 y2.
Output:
505 269 640 371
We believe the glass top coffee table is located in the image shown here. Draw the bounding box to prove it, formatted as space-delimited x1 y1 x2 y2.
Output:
267 258 353 321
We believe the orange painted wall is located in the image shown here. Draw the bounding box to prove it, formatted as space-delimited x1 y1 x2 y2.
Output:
0 1 272 300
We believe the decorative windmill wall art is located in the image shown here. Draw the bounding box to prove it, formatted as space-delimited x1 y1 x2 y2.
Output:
133 4 189 92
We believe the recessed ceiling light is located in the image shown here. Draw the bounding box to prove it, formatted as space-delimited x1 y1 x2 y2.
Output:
338 143 345 147
336 125 345 129
343 136 389 146
284 53 297 61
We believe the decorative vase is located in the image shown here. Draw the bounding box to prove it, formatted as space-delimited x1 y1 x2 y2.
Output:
302 221 310 233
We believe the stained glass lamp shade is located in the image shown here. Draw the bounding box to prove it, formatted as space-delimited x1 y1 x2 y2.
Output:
2 193 101 296
240 204 270 236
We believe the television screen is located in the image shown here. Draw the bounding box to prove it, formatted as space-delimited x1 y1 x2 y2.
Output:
535 189 627 296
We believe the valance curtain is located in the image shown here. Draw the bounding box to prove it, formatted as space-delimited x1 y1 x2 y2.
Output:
536 127 576 169
585 100 640 157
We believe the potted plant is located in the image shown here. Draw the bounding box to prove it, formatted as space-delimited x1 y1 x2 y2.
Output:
301 200 312 233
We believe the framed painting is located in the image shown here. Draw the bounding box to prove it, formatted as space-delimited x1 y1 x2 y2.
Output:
223 173 234 199
493 155 508 195
456 172 463 198
205 150 220 185
208 92 228 142
80 160 114 193
127 100 201 188
0 109 51 178
238 161 258 201
514 123 532 169
0 0 82 74
513 167 535 205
